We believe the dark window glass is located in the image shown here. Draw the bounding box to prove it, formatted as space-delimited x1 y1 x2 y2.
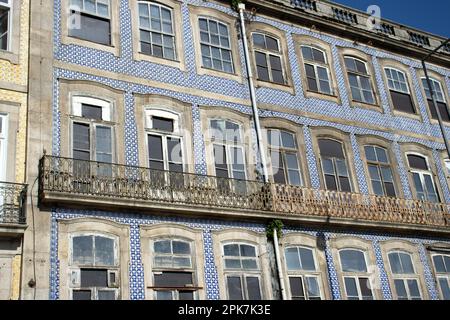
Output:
227 276 243 300
179 291 194 300
98 290 115 300
152 116 174 132
0 6 9 50
390 91 415 114
69 11 111 45
340 250 367 272
319 139 344 158
154 272 193 287
213 144 228 178
407 155 428 170
80 269 108 287
359 278 373 300
289 277 305 299
427 100 450 122
73 290 91 300
148 134 164 170
246 277 261 300
82 104 103 120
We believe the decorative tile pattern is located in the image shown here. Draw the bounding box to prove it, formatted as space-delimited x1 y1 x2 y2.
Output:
350 133 368 194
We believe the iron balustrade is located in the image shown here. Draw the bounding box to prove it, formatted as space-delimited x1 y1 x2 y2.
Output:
0 181 27 225
39 155 449 228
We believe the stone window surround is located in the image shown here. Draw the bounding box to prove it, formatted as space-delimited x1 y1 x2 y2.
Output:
246 22 294 94
438 150 450 192
337 47 382 113
188 5 243 84
330 236 382 300
199 106 257 181
60 0 121 56
57 217 131 300
378 58 422 122
415 68 450 125
292 34 341 105
130 0 186 71
59 80 125 165
279 232 331 300
0 101 19 182
0 238 22 300
0 0 21 64
135 94 194 173
212 228 273 300
139 223 206 300
399 143 444 203
356 135 404 198
260 118 310 187
425 242 450 300
310 127 360 193
379 239 429 300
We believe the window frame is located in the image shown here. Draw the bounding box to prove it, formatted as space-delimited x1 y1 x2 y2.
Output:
420 76 450 123
387 250 422 300
251 32 284 84
405 152 440 203
363 145 397 197
300 45 333 96
429 252 450 300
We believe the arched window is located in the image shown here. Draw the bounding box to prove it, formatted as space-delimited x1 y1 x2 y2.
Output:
407 153 439 202
70 233 119 300
421 77 450 122
252 33 284 84
339 249 373 300
284 246 322 300
388 251 421 300
300 46 332 95
223 243 261 300
364 145 396 197
344 56 375 104
138 1 175 60
384 67 416 114
318 139 352 192
267 129 302 185
431 254 450 300
199 17 233 73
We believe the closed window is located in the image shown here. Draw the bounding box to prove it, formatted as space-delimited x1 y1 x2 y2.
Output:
388 251 421 300
344 57 375 104
69 0 111 45
384 67 416 114
339 249 373 300
431 254 450 300
284 246 322 300
421 77 450 122
267 129 302 185
152 239 197 300
318 139 352 192
199 17 233 73
0 114 7 181
252 33 284 84
0 0 11 50
407 154 439 202
223 243 262 300
301 46 332 95
138 2 175 60
364 145 396 197
70 234 119 300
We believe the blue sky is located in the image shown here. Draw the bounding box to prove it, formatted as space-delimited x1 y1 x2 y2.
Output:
331 0 450 38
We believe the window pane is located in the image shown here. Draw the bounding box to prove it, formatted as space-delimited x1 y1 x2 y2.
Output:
390 91 415 114
344 57 357 72
73 235 94 265
82 104 103 120
148 135 163 161
172 241 190 254
375 147 388 163
394 279 408 299
339 176 351 192
241 259 258 270
325 174 337 191
96 126 112 155
173 257 191 268
388 252 402 274
240 245 256 257
224 244 239 256
381 167 394 182
285 247 301 270
156 291 173 300
69 13 111 45
281 131 295 148
438 278 450 300
344 277 358 299
73 290 91 300
306 277 321 299
359 277 373 300
372 180 383 196
80 269 108 287
225 258 241 269
433 255 446 273
407 279 421 299
355 60 367 74
399 252 414 274
301 46 313 61
266 36 278 51
152 116 174 132
246 277 262 300
364 146 377 162
408 155 428 170
289 277 305 299
95 236 114 266
336 159 349 177
154 272 193 287
252 33 265 49
322 158 334 175
73 123 90 153
319 139 344 158
368 165 381 181
299 247 316 271
98 290 115 300
340 250 367 272
285 153 299 170
154 240 171 254
312 48 325 63
167 137 182 164
227 276 243 300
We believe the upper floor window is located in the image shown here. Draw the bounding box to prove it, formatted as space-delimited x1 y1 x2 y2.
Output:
152 239 196 300
223 243 261 300
199 17 233 73
284 246 322 300
384 67 416 114
267 129 302 186
300 46 332 95
318 139 352 192
70 233 119 300
0 114 7 181
407 154 439 203
69 0 111 45
252 33 284 84
0 0 11 51
138 2 175 60
364 145 396 197
344 56 375 104
339 249 373 300
431 254 450 300
388 251 421 300
421 77 450 122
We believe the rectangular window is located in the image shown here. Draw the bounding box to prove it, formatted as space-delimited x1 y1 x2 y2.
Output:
421 78 450 122
0 0 10 51
252 33 284 84
385 68 415 114
0 114 7 181
301 46 331 95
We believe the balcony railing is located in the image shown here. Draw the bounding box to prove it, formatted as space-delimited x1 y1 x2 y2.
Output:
39 156 450 229
0 181 27 225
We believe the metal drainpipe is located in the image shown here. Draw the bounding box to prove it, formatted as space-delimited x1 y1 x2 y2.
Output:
237 3 286 300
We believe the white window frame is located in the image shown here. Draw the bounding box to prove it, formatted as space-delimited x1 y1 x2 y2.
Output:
421 77 446 103
69 0 111 19
301 45 333 95
388 251 422 300
72 96 111 121
252 32 285 84
344 56 375 104
0 0 12 52
319 138 352 192
0 113 7 181
431 253 450 300
284 245 323 300
338 248 374 300
364 145 396 197
384 67 410 94
406 152 439 202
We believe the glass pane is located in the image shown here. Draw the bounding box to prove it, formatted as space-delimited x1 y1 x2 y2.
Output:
325 175 337 191
227 277 243 300
375 147 388 163
154 256 172 267
152 116 174 132
388 252 402 274
304 63 316 79
240 245 256 257
438 278 450 300
336 159 349 177
344 57 356 72
154 272 192 287
73 123 90 153
301 46 313 61
98 290 115 300
344 277 358 299
224 244 239 256
154 240 171 254
359 277 373 300
281 131 295 148
285 153 299 170
95 126 112 155
95 236 114 266
252 33 265 49
319 139 344 158
412 173 424 193
299 247 316 271
355 60 367 74
312 48 325 63
433 255 446 273
351 87 362 102
173 257 191 268
339 177 351 192
372 180 384 196
385 182 396 197
156 291 173 300
172 241 190 254
241 259 258 270
289 277 305 299
364 146 377 162
179 291 194 300
306 277 321 299
399 252 414 274
72 290 91 300
80 269 108 287
246 277 262 300
167 137 182 164
368 165 381 180
225 259 241 269
406 279 420 299
82 104 102 120
148 135 163 161
285 247 301 270
73 235 94 265
322 158 334 175
340 250 367 272
381 167 394 182
267 129 280 147
394 279 408 299
266 36 278 51
225 121 240 143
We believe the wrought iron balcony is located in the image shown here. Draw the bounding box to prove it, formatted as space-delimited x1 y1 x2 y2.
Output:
39 156 449 230
0 181 27 225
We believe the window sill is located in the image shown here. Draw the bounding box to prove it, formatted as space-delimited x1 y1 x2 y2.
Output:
134 52 186 72
350 100 383 113
255 79 295 95
0 49 20 65
392 109 422 122
61 34 120 57
304 89 341 105
198 66 243 84
429 118 450 126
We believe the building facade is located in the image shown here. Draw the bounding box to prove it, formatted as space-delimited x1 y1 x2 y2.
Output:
21 0 450 300
0 0 29 300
